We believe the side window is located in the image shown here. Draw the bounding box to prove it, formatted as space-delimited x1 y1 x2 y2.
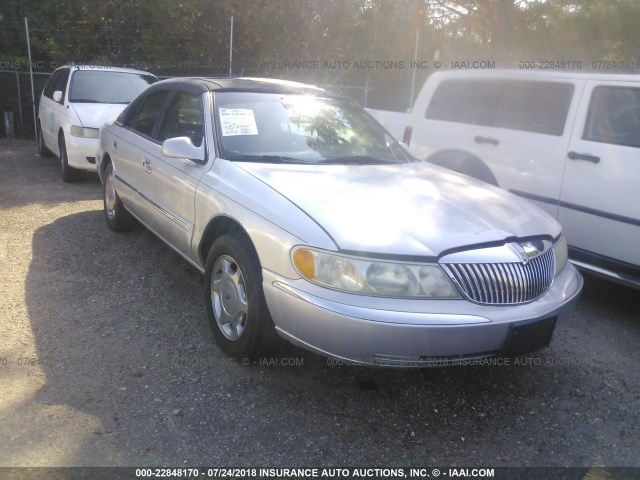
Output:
426 79 502 126
118 94 146 127
129 90 172 138
493 81 574 136
584 86 640 148
157 91 205 147
54 69 70 101
43 70 62 99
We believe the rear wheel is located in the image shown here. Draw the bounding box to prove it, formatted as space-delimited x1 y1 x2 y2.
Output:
204 234 278 359
58 133 79 182
103 162 135 231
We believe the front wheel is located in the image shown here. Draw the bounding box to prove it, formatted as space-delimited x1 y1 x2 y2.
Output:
204 234 278 359
103 162 135 231
37 123 53 157
58 133 79 182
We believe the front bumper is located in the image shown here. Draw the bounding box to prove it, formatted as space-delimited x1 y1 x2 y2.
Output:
263 264 583 366
64 134 99 172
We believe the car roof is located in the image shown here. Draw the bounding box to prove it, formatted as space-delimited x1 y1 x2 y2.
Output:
145 76 340 97
58 65 157 76
430 68 640 84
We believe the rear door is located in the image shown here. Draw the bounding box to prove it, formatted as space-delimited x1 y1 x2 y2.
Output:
560 80 640 271
112 89 173 219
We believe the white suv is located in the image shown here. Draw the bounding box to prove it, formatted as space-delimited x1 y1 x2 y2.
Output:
402 70 640 287
38 65 157 181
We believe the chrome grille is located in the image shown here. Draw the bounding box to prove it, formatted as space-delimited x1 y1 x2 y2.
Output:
443 248 555 305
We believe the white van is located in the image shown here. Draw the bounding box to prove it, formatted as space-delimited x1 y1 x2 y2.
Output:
400 70 640 287
38 65 157 181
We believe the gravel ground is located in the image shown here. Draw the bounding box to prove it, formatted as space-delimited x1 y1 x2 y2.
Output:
0 139 639 471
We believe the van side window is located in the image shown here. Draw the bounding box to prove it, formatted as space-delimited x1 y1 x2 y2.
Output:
426 79 573 136
43 70 62 99
584 86 640 148
426 80 502 126
42 68 70 101
53 69 70 102
493 81 574 136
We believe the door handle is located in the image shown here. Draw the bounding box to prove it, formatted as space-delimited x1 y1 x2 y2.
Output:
567 151 600 164
143 158 152 173
113 140 117 149
474 135 500 146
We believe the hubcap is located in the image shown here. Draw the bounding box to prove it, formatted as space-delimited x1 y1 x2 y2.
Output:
211 255 248 340
105 171 116 219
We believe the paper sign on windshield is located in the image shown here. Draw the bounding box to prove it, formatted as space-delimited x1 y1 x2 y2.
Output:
219 108 259 136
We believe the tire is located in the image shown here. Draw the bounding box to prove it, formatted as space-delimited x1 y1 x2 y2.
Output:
103 162 136 231
204 233 279 359
58 133 79 182
37 122 53 157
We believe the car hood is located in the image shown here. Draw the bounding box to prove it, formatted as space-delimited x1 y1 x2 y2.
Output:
237 161 560 257
70 103 128 129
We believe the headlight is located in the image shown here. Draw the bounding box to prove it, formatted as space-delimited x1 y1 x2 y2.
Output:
553 234 568 277
292 247 460 298
70 125 100 138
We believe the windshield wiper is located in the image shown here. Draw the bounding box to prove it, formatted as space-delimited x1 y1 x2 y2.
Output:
320 156 402 165
224 154 307 164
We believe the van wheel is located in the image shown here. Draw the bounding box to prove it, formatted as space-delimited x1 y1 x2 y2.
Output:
58 133 79 182
204 234 278 359
37 123 53 157
103 162 135 231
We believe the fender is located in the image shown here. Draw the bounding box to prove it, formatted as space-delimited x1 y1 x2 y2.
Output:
427 150 498 186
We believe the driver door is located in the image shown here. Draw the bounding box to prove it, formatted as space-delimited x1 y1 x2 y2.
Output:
136 89 210 261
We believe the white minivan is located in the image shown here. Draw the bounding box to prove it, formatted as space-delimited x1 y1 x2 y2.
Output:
38 65 157 181
401 70 640 287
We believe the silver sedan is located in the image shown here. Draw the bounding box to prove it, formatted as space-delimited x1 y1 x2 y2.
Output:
97 77 582 367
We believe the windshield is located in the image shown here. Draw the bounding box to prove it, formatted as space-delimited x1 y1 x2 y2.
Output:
214 92 413 165
69 71 157 104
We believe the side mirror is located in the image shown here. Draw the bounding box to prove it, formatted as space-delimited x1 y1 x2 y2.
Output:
162 137 205 162
53 91 63 103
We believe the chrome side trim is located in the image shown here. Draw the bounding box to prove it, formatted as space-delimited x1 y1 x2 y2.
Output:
114 173 189 231
115 174 137 193
570 259 640 289
511 189 640 228
137 191 189 231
